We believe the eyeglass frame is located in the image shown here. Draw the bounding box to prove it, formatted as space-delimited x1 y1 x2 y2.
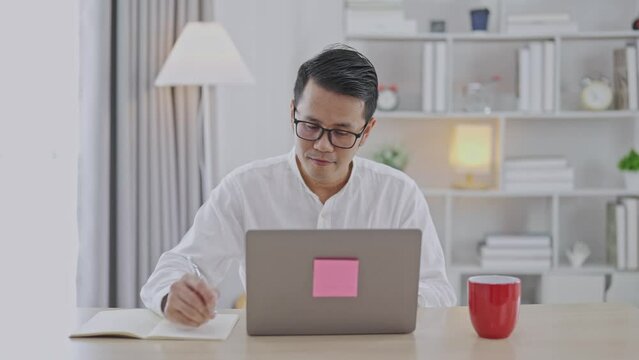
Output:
292 106 369 149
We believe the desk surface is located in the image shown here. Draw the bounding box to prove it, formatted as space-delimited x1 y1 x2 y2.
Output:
66 303 639 360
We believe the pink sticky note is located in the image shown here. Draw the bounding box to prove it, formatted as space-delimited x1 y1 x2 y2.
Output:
312 258 359 298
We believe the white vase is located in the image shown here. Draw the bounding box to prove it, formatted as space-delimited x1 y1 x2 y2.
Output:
624 172 639 190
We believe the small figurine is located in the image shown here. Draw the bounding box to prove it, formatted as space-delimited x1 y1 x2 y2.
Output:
565 241 591 268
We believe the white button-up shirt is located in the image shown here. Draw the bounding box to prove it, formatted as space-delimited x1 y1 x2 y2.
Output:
141 149 456 315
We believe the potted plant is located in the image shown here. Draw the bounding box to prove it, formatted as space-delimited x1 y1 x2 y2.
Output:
618 149 639 189
373 145 409 171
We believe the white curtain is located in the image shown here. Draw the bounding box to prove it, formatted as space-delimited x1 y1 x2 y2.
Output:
78 0 213 308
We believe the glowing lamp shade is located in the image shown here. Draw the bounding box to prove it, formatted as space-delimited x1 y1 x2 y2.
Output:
449 124 493 188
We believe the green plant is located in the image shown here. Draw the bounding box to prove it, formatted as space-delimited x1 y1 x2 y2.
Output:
373 145 409 171
618 149 639 172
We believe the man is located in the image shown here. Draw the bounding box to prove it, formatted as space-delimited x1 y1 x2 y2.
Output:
141 44 456 327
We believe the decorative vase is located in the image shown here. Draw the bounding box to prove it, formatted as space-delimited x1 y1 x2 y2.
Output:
624 172 639 190
565 241 591 268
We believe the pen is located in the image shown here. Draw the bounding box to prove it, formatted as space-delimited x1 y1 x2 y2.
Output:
185 255 217 316
186 255 203 279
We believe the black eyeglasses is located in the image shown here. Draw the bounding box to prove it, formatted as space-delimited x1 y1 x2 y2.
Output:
293 107 367 149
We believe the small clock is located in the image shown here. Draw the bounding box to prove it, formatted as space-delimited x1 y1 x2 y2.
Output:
580 77 613 111
377 84 399 111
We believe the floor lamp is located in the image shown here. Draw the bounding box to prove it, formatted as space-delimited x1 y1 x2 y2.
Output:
155 22 254 193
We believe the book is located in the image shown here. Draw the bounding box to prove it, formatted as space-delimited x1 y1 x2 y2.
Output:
529 41 543 112
506 22 578 35
480 258 552 269
543 41 555 112
422 42 434 112
503 181 574 192
345 8 416 35
517 47 530 111
485 235 551 248
504 168 574 182
70 309 239 340
606 202 620 268
614 47 638 110
617 202 627 269
480 246 552 258
345 9 405 22
621 197 638 269
346 1 405 11
434 41 447 112
628 47 638 111
506 13 572 24
636 40 639 109
504 156 568 169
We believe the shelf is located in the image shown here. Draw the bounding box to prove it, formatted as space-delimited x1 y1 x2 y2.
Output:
560 31 639 40
448 265 620 275
347 31 639 42
422 188 639 198
375 110 639 120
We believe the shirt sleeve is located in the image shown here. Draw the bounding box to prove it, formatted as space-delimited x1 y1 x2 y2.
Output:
400 182 457 307
140 176 245 316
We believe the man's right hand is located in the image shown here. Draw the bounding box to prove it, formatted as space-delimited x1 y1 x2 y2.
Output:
163 274 218 327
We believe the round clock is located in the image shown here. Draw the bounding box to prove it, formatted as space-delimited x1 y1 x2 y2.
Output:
580 77 613 111
377 84 399 111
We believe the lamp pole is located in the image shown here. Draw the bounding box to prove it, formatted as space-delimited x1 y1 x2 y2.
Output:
202 84 215 195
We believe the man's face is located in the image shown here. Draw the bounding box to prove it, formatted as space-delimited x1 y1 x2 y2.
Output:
291 79 376 186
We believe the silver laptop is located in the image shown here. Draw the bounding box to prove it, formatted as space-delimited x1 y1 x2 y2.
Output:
245 229 422 336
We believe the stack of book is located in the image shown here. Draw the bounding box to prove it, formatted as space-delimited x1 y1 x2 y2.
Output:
479 235 553 269
505 13 578 35
607 197 639 270
516 41 555 112
613 44 639 111
421 41 447 113
345 0 417 36
503 156 574 192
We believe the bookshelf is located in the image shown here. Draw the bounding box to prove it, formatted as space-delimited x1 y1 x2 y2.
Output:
345 0 639 303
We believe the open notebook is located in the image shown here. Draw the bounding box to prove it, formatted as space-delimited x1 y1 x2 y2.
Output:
70 309 239 340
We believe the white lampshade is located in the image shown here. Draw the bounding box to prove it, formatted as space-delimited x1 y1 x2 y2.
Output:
449 124 493 174
155 22 254 86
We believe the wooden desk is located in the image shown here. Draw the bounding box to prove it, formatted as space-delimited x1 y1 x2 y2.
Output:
67 303 639 360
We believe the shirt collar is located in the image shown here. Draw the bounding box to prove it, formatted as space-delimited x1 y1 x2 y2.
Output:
287 147 359 202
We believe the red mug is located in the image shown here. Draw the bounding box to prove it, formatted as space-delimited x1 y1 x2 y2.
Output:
468 275 521 339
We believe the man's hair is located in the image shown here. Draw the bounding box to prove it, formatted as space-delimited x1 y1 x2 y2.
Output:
293 44 378 122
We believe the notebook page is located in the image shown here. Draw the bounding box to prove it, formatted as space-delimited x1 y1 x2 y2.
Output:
70 309 160 338
147 313 239 340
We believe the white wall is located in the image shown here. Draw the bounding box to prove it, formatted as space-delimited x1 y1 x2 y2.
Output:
212 0 344 307
214 0 344 177
0 0 79 356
